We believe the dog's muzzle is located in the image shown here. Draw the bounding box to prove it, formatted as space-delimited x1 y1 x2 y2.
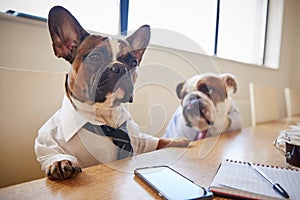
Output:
182 93 215 126
113 63 135 100
91 62 135 104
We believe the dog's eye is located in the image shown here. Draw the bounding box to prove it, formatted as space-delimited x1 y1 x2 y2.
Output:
199 84 210 95
121 53 138 68
88 53 102 62
129 59 138 68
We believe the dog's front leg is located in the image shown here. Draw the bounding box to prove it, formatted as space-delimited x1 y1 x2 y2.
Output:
47 160 82 180
157 138 190 149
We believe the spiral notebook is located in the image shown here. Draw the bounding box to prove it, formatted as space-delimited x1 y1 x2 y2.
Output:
210 159 300 200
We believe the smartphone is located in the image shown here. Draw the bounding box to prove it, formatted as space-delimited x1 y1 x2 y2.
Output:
134 166 212 200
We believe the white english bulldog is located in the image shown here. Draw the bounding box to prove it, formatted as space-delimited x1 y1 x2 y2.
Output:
163 73 242 141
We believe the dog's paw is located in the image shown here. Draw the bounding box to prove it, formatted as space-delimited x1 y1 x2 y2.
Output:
169 138 190 147
47 160 82 180
157 138 190 149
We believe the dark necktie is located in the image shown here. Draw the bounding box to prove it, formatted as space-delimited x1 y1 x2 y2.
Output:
82 122 133 159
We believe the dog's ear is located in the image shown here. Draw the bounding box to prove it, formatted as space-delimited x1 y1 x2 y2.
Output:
126 25 151 64
221 73 238 94
176 81 186 99
48 6 89 63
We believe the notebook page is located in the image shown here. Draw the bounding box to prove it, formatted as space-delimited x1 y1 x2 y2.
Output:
212 160 300 199
262 164 300 199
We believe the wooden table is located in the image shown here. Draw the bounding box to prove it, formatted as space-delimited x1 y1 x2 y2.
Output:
0 120 298 200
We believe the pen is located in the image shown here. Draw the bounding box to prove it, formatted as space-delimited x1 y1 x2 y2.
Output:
247 162 289 199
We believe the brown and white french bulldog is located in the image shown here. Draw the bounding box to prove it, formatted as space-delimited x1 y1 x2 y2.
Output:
163 73 242 141
37 6 189 180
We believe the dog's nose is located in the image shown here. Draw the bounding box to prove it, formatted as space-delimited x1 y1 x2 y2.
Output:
129 96 133 103
111 64 128 76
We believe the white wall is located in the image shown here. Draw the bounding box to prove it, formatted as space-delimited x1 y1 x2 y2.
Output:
0 0 299 187
0 14 68 188
0 14 70 72
288 0 300 90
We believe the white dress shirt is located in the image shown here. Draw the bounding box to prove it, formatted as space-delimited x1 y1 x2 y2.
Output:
34 96 159 171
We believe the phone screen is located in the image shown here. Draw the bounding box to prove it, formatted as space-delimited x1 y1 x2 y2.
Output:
134 166 212 200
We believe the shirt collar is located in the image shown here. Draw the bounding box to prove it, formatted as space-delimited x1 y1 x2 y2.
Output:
60 95 88 142
60 95 131 142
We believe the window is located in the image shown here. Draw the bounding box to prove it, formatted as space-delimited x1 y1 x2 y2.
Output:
217 0 268 65
128 0 217 55
0 0 119 35
0 0 284 68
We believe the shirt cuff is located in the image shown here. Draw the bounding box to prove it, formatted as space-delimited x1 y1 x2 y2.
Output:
39 154 78 171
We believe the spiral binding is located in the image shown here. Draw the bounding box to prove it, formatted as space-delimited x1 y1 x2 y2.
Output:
225 158 299 171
